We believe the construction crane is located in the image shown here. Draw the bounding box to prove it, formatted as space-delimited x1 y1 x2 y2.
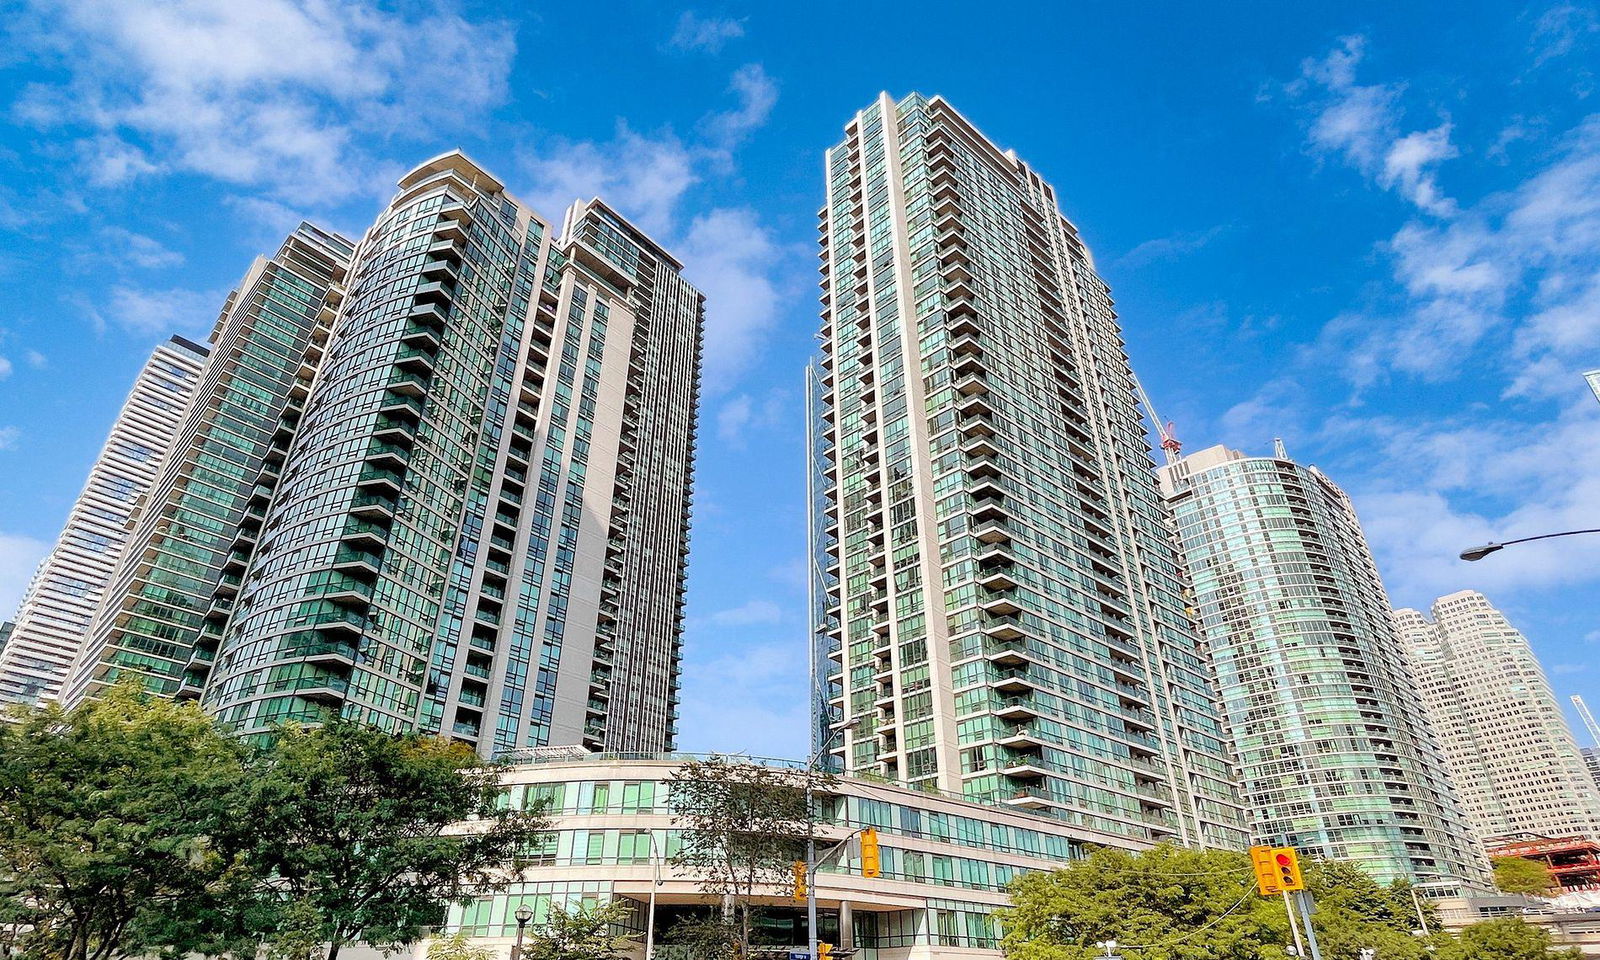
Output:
1573 695 1600 747
1132 375 1183 466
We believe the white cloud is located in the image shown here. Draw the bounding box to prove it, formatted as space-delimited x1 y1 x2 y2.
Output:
24 350 45 369
20 0 516 203
682 208 784 391
676 637 809 758
0 532 49 619
1330 398 1600 608
702 64 778 150
1294 35 1458 216
706 598 785 627
91 284 226 336
667 12 746 53
0 357 11 380
716 387 794 448
0 427 19 451
524 125 698 238
1112 225 1227 270
520 65 787 391
1532 3 1600 67
97 226 183 269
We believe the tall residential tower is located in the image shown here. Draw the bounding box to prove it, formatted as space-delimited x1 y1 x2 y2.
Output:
810 93 1245 848
0 337 206 705
1159 444 1490 887
197 153 701 755
1396 591 1600 842
61 224 352 708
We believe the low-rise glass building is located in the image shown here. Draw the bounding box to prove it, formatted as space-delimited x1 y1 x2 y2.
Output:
435 753 1140 958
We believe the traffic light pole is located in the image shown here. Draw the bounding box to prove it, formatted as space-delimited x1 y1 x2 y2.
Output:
1294 891 1324 960
1281 892 1305 957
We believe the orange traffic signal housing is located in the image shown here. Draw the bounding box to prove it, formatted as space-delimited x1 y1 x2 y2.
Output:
793 859 808 901
1250 845 1280 895
1271 847 1304 892
860 828 881 879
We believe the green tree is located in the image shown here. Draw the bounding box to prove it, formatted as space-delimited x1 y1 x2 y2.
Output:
1493 856 1557 895
426 931 495 960
0 682 252 960
235 719 548 960
522 900 636 960
667 757 818 955
1000 844 1440 960
1435 918 1579 960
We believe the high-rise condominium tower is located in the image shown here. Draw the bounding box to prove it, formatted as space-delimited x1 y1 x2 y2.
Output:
197 153 701 754
0 337 206 705
1396 591 1600 842
61 224 353 709
810 93 1245 848
1159 444 1490 887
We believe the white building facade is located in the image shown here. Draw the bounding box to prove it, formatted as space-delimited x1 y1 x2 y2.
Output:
1396 590 1600 842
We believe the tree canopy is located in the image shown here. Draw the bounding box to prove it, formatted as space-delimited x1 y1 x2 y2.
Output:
0 687 547 960
1493 856 1557 896
1000 844 1571 960
667 756 819 956
0 683 251 960
233 718 548 960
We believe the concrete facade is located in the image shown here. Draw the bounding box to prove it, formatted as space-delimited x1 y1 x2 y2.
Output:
1396 590 1600 842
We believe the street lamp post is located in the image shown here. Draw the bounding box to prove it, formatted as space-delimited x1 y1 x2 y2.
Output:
1459 528 1600 561
807 718 860 960
512 904 533 960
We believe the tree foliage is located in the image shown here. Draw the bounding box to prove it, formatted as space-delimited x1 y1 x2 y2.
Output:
0 682 251 960
1494 856 1557 895
1000 844 1571 960
426 931 495 960
1433 918 1579 960
522 899 637 960
233 719 548 960
667 757 820 952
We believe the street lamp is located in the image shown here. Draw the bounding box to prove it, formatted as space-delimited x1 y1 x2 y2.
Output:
807 717 860 960
512 904 533 960
1459 528 1600 561
1096 940 1122 960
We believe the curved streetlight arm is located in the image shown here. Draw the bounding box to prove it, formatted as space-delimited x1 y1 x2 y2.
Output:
1460 528 1600 561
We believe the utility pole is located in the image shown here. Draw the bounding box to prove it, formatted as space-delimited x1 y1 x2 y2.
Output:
1295 891 1325 960
1283 891 1306 956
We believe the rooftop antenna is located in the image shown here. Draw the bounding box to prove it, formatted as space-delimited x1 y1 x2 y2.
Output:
1573 695 1600 747
1133 375 1183 465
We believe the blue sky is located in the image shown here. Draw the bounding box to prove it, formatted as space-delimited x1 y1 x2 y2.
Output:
2 2 1599 758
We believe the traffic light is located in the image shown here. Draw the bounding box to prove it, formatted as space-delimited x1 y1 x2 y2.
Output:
793 859 807 901
1250 845 1280 895
818 944 833 960
1271 847 1304 892
860 828 881 879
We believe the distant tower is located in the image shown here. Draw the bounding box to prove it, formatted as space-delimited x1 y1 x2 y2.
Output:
1572 696 1600 795
0 337 207 706
1396 593 1600 842
1160 444 1490 887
